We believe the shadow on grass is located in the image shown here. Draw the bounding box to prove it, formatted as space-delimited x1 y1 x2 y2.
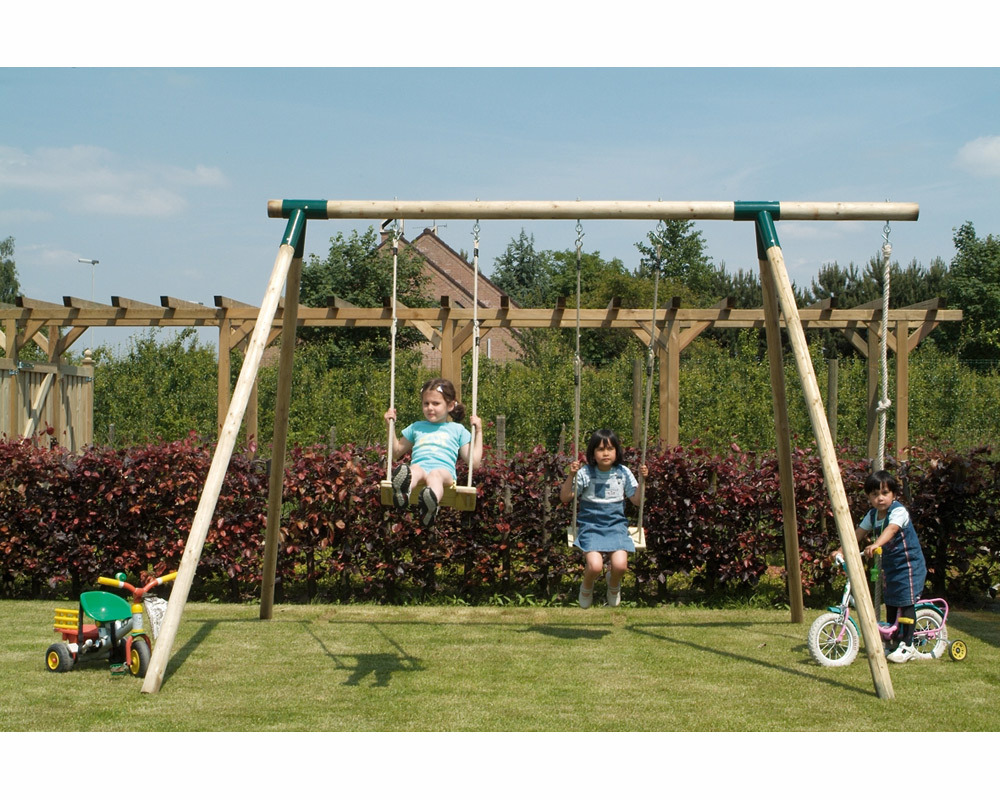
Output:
163 619 219 684
522 624 613 640
628 622 875 697
299 619 424 687
950 611 1000 649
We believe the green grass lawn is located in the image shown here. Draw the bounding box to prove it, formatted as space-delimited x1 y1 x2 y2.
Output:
2 601 998 732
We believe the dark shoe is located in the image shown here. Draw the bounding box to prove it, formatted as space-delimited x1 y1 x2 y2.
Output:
419 487 439 527
391 464 411 509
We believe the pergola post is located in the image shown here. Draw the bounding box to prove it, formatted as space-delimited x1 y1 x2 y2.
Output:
895 319 909 462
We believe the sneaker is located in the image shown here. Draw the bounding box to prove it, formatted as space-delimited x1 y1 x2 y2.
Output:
390 464 411 509
887 642 917 663
578 584 594 609
606 582 622 607
418 487 439 527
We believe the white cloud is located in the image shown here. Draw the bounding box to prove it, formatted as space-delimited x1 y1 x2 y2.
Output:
0 144 228 217
955 136 1000 178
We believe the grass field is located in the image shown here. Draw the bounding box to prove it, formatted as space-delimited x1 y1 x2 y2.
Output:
3 601 998 733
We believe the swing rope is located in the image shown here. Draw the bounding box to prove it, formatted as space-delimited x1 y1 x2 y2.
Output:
876 220 892 472
635 221 664 539
467 220 481 490
570 220 584 543
386 220 402 481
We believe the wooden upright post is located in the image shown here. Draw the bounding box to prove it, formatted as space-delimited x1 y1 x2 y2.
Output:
895 320 908 462
260 246 303 620
141 210 306 694
663 323 680 446
632 358 642 447
754 210 893 700
758 249 804 623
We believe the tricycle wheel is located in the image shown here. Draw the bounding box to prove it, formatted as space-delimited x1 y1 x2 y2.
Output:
46 642 75 673
948 639 968 661
129 638 151 677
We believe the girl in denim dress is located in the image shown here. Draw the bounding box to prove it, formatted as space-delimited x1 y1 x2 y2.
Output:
560 429 647 608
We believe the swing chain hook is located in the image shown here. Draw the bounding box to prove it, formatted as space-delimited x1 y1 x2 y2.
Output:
472 220 480 241
654 218 667 270
575 220 584 252
882 220 892 261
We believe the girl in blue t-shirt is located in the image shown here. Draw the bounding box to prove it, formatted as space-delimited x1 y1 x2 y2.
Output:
384 377 483 526
560 429 647 608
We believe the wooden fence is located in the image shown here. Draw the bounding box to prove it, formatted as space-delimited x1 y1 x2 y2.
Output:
0 357 94 450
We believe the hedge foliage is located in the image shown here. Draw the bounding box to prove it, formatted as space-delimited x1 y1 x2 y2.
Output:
3 434 997 606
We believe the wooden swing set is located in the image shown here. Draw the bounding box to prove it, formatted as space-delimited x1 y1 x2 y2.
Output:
139 198 924 701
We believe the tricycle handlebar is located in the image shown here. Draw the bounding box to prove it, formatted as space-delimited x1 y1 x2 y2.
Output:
96 571 178 599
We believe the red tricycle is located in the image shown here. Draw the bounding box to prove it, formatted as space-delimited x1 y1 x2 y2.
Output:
46 570 176 677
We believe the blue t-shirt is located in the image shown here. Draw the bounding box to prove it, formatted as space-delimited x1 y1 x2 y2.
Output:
401 420 472 481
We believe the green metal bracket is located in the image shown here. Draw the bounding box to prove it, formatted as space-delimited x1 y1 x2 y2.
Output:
275 200 329 219
754 210 781 254
734 201 781 221
281 208 307 259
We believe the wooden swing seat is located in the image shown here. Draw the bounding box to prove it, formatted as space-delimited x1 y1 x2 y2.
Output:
566 525 646 550
380 480 477 512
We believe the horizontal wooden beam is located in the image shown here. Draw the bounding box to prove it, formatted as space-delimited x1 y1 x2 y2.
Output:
268 199 920 222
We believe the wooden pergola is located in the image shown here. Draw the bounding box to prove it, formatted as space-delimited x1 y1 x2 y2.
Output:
2 293 959 462
6 199 954 701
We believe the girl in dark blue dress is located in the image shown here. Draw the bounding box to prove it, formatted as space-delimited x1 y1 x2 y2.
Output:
560 429 647 608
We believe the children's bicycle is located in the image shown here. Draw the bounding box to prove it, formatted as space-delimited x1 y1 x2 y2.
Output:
808 553 967 667
46 570 176 677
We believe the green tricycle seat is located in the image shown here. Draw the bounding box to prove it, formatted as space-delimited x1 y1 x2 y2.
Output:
80 591 132 623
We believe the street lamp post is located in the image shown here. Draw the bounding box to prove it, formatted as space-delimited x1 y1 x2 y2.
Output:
78 258 99 352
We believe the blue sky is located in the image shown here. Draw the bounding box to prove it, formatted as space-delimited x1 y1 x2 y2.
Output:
4 33 1000 356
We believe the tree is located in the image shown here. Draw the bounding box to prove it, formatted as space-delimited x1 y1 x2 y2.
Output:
93 328 219 445
491 229 555 307
0 236 43 361
635 220 717 301
297 226 431 364
944 222 1000 362
1 236 19 305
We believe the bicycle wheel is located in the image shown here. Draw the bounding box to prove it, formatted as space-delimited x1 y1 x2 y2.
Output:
913 607 947 659
808 612 859 667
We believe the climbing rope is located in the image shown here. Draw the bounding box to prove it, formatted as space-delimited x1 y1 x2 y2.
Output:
570 220 584 543
876 220 892 471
